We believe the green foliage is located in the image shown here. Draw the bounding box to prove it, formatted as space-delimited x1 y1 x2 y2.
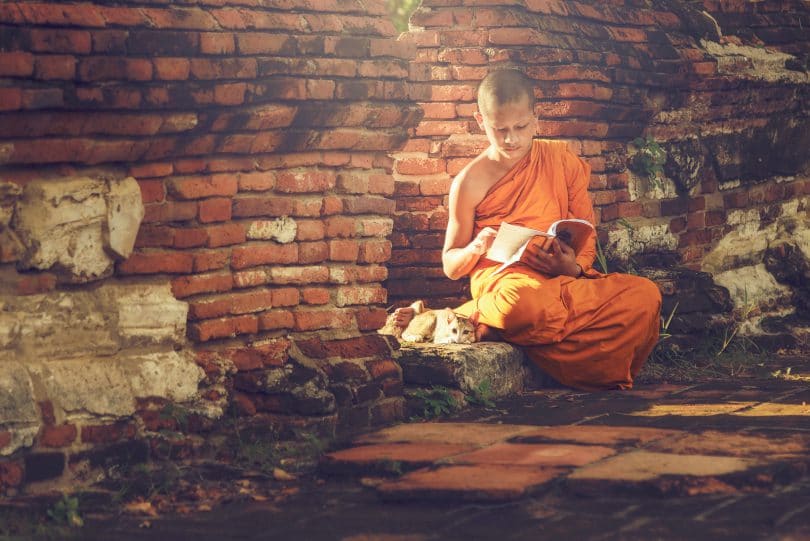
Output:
595 235 609 274
412 386 460 419
387 0 421 32
466 379 496 409
630 136 667 190
46 494 83 528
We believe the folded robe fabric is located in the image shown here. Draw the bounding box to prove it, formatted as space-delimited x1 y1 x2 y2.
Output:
455 139 662 391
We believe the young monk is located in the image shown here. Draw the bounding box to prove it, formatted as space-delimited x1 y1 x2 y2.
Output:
394 68 662 391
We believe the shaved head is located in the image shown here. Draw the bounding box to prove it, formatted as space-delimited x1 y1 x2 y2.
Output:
477 68 536 118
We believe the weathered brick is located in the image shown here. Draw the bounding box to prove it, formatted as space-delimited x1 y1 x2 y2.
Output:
193 250 231 272
329 239 360 262
39 425 77 448
258 310 295 330
33 55 76 80
171 272 233 298
335 285 387 307
168 175 238 200
174 228 208 248
232 243 298 269
299 241 329 264
198 197 232 223
189 314 258 341
302 287 330 305
81 422 136 444
293 308 354 332
15 273 58 296
118 251 193 274
207 223 246 248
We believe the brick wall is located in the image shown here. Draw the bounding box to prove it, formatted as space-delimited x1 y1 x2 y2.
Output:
387 0 810 311
0 0 419 493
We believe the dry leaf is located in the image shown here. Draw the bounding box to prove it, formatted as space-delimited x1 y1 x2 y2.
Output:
273 467 296 481
124 500 158 517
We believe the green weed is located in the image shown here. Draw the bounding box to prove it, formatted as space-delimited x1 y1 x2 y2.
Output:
411 386 460 419
630 136 667 191
46 494 83 528
466 379 496 409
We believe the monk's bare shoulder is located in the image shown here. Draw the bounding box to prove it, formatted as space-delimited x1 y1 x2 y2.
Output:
450 152 500 209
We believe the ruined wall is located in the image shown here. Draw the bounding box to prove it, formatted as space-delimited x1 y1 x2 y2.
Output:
388 0 810 341
0 0 419 493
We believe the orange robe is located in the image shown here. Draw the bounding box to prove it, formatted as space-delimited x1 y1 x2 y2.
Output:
456 140 662 391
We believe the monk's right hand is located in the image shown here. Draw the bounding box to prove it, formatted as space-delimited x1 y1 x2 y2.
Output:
466 227 497 256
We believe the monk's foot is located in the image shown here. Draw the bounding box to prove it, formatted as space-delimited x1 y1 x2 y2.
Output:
475 323 502 342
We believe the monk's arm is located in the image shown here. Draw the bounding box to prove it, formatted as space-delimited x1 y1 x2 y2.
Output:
442 175 495 280
564 151 598 272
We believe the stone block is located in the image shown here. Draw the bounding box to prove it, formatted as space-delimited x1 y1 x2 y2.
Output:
398 342 525 397
105 177 145 259
28 350 203 418
10 171 145 283
109 283 188 347
0 362 40 456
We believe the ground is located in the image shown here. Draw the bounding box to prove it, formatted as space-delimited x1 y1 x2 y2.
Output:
3 352 810 541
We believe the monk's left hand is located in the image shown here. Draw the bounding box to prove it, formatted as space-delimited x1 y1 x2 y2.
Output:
525 238 581 277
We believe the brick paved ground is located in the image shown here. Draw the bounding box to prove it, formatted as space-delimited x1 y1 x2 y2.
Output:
68 360 810 541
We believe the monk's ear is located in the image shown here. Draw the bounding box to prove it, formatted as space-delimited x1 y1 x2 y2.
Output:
473 111 484 129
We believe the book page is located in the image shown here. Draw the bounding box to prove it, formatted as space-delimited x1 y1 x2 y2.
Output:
486 222 549 263
547 219 594 254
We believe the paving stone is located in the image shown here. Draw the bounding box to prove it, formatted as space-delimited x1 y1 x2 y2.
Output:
511 424 681 447
352 421 535 447
320 442 474 476
646 429 810 459
613 384 692 400
377 464 564 503
450 442 616 468
567 451 760 497
628 401 757 417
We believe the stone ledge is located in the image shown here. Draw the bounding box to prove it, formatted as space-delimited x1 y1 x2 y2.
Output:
398 342 527 399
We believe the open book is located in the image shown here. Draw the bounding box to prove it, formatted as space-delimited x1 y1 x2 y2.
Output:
485 219 595 275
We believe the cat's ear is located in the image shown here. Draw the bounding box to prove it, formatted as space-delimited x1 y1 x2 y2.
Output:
445 309 455 324
469 310 480 326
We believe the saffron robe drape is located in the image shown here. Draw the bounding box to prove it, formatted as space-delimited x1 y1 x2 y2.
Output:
456 140 662 390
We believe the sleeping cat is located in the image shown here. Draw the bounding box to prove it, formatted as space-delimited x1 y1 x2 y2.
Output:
378 300 477 344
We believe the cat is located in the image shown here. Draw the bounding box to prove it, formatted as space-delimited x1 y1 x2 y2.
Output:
378 300 478 344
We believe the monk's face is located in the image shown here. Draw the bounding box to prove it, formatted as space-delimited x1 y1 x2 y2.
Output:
475 95 537 162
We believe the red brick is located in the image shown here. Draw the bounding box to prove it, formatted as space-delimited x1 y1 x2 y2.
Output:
0 432 11 450
237 171 276 191
272 287 300 307
200 32 235 54
188 297 232 320
299 241 328 264
232 243 298 269
189 314 258 341
233 196 294 217
168 174 238 200
193 250 230 272
207 223 246 248
22 88 63 109
355 307 388 332
38 401 56 425
302 287 330 305
296 220 326 241
137 179 166 203
0 461 24 489
153 57 191 81
359 240 391 263
276 170 337 193
259 310 295 330
118 251 193 274
214 82 246 105
35 28 91 54
198 197 232 223
174 228 208 248
135 225 174 248
687 211 705 229
335 285 387 307
705 210 727 227
231 289 273 314
329 239 359 262
0 88 22 111
723 191 749 209
0 51 34 77
15 273 57 295
366 359 400 381
81 422 136 444
171 272 233 298
293 308 354 332
39 425 77 448
33 55 76 80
